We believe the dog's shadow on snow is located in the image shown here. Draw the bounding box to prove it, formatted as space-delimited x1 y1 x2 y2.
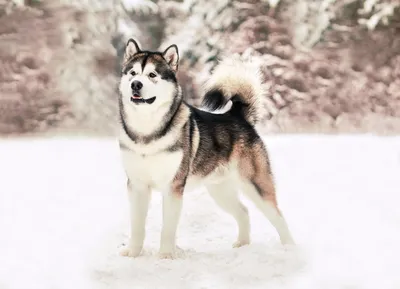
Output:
90 242 307 288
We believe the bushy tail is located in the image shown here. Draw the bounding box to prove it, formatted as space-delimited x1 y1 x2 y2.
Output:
201 56 264 126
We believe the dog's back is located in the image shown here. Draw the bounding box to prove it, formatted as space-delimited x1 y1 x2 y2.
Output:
188 105 259 177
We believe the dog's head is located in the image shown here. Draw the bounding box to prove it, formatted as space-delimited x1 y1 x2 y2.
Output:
119 38 180 110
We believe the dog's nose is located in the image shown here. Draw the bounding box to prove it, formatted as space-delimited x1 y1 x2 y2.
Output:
131 80 143 91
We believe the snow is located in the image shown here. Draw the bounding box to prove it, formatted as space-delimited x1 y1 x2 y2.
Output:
1 135 400 289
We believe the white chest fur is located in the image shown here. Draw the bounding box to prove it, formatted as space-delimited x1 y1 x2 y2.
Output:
121 149 183 192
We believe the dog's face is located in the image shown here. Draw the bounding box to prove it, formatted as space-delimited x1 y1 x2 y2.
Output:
119 39 180 111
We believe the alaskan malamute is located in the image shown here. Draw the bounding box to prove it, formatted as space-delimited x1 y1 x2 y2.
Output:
118 38 294 259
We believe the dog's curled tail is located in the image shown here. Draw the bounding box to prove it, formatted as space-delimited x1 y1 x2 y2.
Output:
201 56 264 126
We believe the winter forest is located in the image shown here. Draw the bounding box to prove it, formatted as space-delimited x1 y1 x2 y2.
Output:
0 0 399 135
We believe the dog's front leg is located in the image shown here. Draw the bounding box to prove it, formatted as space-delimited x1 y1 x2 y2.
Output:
159 127 191 259
120 180 151 258
159 189 183 259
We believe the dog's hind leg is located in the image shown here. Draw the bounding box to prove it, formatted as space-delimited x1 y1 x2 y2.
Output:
238 143 295 246
240 173 295 245
206 181 250 248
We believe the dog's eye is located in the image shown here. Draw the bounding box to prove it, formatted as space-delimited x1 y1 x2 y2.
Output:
149 73 157 78
131 71 136 76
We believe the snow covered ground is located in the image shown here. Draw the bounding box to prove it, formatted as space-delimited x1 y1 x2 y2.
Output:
0 135 399 289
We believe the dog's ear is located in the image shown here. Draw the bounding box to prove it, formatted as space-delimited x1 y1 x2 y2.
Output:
125 38 141 60
162 44 179 72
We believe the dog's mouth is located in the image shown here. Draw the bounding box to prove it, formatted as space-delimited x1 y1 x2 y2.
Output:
130 94 156 104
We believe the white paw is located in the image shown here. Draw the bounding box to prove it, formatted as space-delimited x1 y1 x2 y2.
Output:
281 236 296 246
158 246 184 259
119 245 143 258
232 239 250 248
158 252 175 259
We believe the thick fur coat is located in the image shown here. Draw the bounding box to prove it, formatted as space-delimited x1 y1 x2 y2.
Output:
118 39 294 259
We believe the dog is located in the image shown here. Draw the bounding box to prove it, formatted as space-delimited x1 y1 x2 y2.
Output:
118 38 295 259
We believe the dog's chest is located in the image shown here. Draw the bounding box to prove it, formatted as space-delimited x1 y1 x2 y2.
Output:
122 150 183 192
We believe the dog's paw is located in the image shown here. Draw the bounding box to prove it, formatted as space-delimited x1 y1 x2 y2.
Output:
281 236 296 246
232 240 250 248
119 245 143 258
158 252 176 259
158 246 184 260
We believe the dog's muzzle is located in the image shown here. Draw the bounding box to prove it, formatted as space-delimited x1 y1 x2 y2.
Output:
130 80 156 104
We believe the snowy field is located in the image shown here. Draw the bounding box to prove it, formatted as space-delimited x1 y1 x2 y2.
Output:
0 135 400 289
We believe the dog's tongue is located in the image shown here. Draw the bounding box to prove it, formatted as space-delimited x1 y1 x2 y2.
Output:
132 94 141 99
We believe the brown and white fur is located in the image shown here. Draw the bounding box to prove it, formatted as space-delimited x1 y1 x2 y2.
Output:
118 38 295 259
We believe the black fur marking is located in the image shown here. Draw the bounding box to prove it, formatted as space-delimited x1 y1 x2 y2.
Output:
188 105 259 176
119 98 138 142
122 62 134 75
154 97 181 140
202 90 253 125
170 119 191 195
229 94 250 120
251 180 264 197
202 89 227 111
155 62 177 82
189 114 195 147
127 39 141 53
141 54 150 72
165 140 182 152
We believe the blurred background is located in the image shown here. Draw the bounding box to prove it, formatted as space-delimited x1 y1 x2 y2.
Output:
0 0 399 137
